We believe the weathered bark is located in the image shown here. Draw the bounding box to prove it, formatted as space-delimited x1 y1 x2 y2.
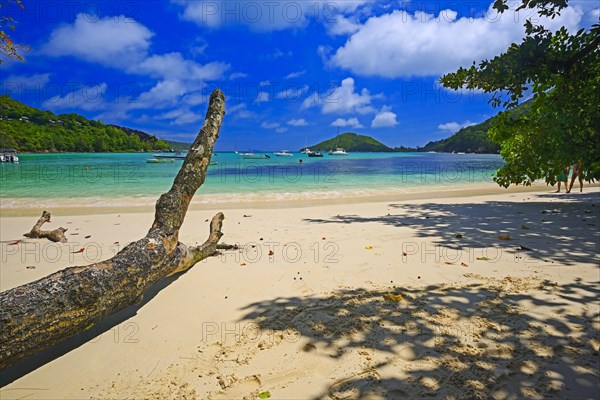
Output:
0 89 226 371
23 211 68 243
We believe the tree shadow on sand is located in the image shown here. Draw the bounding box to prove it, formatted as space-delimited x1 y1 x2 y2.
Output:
239 276 599 399
236 191 599 399
304 192 600 266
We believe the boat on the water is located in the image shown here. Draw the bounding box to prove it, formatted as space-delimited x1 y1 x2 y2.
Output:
329 147 348 155
239 152 270 159
152 152 187 159
0 149 19 163
274 150 293 157
147 158 175 163
306 149 323 157
147 158 217 165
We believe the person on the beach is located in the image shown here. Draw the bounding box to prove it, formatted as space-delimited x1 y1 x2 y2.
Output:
567 160 584 193
554 166 570 193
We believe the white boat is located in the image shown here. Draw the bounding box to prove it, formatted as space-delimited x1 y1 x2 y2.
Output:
153 152 187 159
329 147 348 155
1 154 19 162
0 148 19 162
274 150 293 157
306 149 323 157
239 152 270 159
147 158 175 163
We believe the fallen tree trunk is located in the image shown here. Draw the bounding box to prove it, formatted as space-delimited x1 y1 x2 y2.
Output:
23 211 68 243
0 89 226 371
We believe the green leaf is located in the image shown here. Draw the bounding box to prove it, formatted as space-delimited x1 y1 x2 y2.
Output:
258 391 271 399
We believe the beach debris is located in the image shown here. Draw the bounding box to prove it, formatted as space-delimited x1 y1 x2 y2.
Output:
365 245 374 250
71 248 85 254
498 234 511 240
518 245 533 251
259 237 264 241
217 243 240 250
8 240 20 246
303 343 317 352
240 263 246 266
205 219 208 222
26 266 35 270
461 262 469 267
243 214 252 218
383 293 403 302
403 251 408 256
322 237 326 240
70 233 79 236
444 261 454 265
85 235 91 239
520 224 529 230
258 391 271 399
476 257 491 261
23 211 68 243
454 233 463 238
268 250 274 256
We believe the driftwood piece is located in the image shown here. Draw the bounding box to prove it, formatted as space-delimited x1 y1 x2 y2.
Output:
22 211 68 243
0 89 226 371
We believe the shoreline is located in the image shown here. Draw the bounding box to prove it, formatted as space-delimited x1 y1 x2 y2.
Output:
3 181 596 217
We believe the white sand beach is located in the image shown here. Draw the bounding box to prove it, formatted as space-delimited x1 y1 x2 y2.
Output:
1 186 599 399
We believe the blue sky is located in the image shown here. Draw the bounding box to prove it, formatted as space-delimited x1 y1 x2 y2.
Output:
1 0 598 150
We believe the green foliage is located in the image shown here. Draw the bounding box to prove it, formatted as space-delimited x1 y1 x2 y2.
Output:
163 140 192 152
0 0 29 63
441 0 600 187
421 118 499 154
0 95 170 152
307 132 392 152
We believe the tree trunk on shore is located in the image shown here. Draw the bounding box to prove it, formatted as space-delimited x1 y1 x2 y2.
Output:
23 211 68 243
0 89 226 371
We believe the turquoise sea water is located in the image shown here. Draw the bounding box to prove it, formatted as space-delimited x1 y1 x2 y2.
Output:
0 152 504 207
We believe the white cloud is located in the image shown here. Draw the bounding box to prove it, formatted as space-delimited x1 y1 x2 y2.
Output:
155 108 202 125
276 127 288 133
42 83 108 111
260 80 271 86
326 15 361 35
438 120 477 133
228 103 255 119
254 91 270 103
175 0 373 32
302 77 377 115
276 85 309 100
134 53 229 81
2 73 51 92
330 3 585 78
130 80 188 110
285 70 306 79
371 106 397 128
287 118 308 126
229 72 248 80
261 121 280 129
44 13 152 67
331 117 363 129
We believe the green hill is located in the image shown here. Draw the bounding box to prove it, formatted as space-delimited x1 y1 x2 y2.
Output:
420 119 498 153
163 140 192 152
306 132 392 152
0 95 170 152
417 101 533 154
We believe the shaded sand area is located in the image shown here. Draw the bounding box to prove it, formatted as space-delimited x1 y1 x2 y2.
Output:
1 187 599 399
